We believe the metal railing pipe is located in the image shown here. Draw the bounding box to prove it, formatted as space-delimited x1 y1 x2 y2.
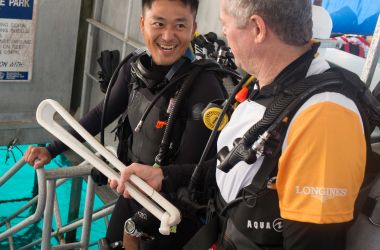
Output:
18 204 115 250
45 165 93 180
52 242 82 250
80 176 96 249
0 159 26 186
0 168 47 240
41 179 57 249
0 176 72 228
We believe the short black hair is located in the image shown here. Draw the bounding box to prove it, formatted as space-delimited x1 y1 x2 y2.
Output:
142 0 199 18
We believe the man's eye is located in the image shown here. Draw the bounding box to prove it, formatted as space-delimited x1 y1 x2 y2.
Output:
153 22 163 27
177 23 186 29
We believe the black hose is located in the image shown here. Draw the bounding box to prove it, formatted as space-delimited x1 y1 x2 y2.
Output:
243 75 347 145
155 66 204 166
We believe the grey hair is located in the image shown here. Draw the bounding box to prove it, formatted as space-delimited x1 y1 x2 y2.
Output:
224 0 313 46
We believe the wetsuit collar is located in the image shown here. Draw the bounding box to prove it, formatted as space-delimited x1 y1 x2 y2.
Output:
249 44 319 100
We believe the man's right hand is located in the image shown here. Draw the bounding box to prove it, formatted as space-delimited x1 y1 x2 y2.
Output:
24 146 52 169
109 163 164 198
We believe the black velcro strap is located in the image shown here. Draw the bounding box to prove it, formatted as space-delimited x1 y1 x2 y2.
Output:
362 197 376 218
241 155 278 197
184 216 220 250
362 196 380 226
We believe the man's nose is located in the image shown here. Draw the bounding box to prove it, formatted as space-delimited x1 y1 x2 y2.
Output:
161 27 175 41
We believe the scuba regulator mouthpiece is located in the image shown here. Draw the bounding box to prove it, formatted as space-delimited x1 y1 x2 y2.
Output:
217 132 270 173
217 138 257 173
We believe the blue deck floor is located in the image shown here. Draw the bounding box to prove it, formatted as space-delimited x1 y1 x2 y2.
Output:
0 144 107 249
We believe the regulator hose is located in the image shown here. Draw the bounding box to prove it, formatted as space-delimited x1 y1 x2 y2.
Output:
155 66 204 166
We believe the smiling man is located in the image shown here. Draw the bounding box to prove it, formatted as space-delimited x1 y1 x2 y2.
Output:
24 0 228 249
140 0 196 65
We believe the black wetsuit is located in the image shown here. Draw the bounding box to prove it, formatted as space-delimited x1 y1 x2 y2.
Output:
47 54 226 249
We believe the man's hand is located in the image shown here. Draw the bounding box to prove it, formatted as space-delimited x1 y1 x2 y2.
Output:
109 163 164 198
24 146 52 169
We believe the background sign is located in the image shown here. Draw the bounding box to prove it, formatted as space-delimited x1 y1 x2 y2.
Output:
0 0 37 82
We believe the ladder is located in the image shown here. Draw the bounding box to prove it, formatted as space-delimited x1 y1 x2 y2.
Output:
79 0 144 118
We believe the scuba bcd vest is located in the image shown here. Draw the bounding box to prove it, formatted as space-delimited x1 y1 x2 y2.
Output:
185 66 380 250
116 51 188 165
113 51 234 166
91 48 237 185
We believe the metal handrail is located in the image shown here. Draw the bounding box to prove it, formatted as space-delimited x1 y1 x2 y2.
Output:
0 159 116 249
41 165 95 249
19 204 115 250
0 163 46 240
0 159 26 186
0 161 89 229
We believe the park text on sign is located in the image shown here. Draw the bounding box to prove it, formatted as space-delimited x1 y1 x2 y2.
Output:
0 0 37 82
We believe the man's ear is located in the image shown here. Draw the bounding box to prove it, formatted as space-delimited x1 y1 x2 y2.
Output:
192 21 197 36
140 15 145 33
250 15 267 43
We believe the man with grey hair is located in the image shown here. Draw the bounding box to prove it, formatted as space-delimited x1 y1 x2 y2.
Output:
115 0 367 249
